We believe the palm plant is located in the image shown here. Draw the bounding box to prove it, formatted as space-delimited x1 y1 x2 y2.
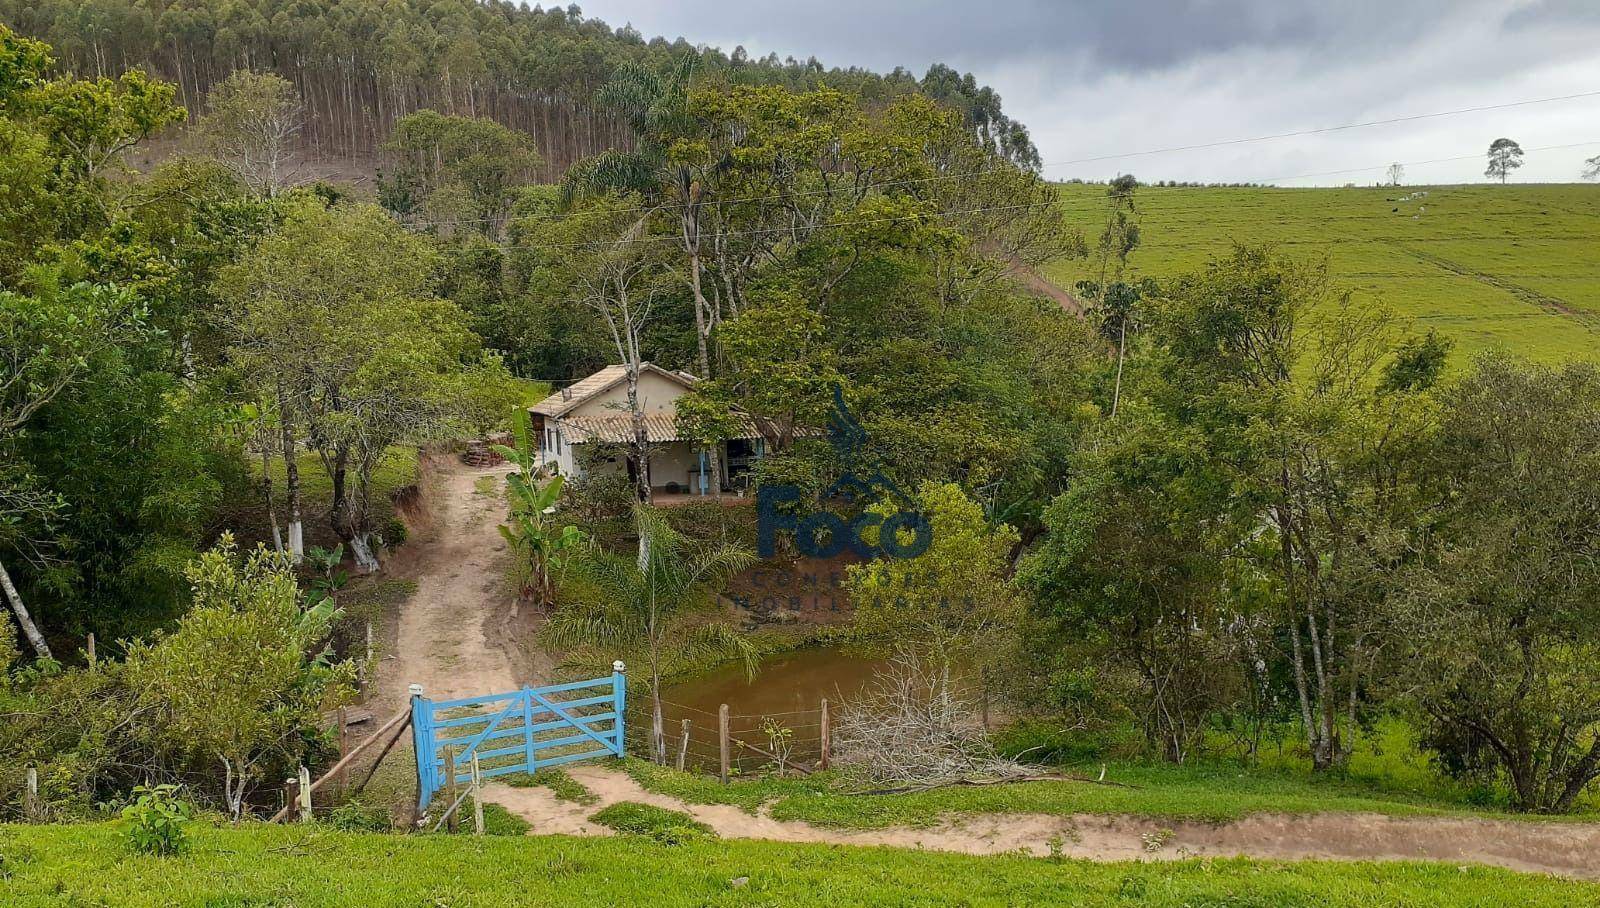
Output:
493 410 584 605
545 502 756 762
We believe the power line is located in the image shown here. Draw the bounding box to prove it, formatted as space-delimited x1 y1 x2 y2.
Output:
1047 91 1600 166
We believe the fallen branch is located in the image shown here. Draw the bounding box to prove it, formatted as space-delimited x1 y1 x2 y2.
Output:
858 773 1140 796
349 711 415 795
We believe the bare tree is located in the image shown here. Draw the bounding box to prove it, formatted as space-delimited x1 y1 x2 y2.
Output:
554 204 670 503
199 70 304 197
1386 162 1405 186
1583 154 1600 182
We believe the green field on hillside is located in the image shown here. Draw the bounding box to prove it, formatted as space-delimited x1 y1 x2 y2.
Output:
1045 183 1600 363
2 823 1595 907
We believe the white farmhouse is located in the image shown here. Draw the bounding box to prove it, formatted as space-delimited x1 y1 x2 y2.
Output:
528 363 769 497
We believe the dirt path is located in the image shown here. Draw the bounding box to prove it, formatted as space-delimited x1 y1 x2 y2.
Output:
381 457 1600 880
484 767 1600 879
1010 258 1087 316
379 459 552 711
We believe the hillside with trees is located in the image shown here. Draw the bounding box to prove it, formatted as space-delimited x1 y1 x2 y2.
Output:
0 0 1039 179
3 9 1600 903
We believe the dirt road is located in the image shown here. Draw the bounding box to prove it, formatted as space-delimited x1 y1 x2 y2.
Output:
379 457 1600 880
380 460 549 711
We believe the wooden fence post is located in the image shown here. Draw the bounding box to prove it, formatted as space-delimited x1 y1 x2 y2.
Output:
470 753 484 836
296 765 312 822
334 707 349 800
85 633 96 664
677 719 690 771
23 766 40 821
819 698 831 771
718 704 730 784
444 746 459 833
283 776 299 820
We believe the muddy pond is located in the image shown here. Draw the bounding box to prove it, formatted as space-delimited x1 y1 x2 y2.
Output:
654 646 888 771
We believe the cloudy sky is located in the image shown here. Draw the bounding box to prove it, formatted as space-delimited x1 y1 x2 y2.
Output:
579 0 1600 185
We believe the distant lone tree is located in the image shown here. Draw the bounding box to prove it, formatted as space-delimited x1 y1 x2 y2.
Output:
1583 154 1600 182
1484 138 1523 184
1386 162 1405 186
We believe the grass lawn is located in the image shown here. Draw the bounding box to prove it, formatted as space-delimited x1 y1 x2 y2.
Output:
2 822 1595 907
621 746 1600 830
227 446 420 551
1045 183 1600 366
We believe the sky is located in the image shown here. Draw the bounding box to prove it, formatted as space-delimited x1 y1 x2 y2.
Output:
577 0 1600 186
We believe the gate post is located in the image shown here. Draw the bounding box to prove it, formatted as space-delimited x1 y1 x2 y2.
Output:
612 660 627 757
409 683 434 812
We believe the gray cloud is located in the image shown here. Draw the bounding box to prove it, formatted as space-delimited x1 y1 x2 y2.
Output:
581 0 1600 183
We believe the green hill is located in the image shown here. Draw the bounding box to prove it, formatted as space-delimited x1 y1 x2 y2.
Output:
1044 183 1600 363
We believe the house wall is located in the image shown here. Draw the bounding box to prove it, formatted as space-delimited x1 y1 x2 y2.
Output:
649 442 704 492
569 370 687 418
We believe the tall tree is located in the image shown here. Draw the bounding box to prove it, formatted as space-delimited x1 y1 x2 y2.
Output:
1150 246 1440 771
219 198 514 570
1394 357 1600 812
532 197 671 502
1076 175 1142 417
566 54 733 494
1484 138 1524 183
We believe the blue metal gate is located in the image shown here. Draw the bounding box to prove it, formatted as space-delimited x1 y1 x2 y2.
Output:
411 662 626 810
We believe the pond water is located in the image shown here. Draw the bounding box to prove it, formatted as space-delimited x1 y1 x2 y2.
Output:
654 646 888 770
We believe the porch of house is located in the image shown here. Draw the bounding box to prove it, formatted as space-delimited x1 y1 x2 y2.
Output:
649 489 755 507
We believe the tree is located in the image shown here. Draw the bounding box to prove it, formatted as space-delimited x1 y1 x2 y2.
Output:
1386 162 1405 186
219 199 514 570
1393 357 1600 812
380 110 539 236
1020 407 1249 763
677 290 840 453
532 197 671 502
197 69 303 197
0 282 147 659
28 67 184 211
1150 246 1440 771
567 53 733 494
1583 155 1600 181
847 483 1021 691
1485 138 1523 183
123 536 354 818
545 504 755 762
1077 175 1142 418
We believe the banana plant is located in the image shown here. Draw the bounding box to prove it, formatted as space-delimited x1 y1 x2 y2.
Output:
493 410 584 604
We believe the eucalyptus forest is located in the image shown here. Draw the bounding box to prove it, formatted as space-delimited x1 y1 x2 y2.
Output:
2 5 1599 905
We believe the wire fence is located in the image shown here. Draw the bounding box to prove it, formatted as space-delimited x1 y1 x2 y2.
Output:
625 696 834 777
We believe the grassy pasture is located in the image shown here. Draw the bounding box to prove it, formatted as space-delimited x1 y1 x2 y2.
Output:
2 822 1595 907
1045 183 1600 364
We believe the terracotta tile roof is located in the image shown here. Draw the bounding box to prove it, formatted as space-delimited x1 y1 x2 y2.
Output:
529 363 697 418
559 413 769 444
